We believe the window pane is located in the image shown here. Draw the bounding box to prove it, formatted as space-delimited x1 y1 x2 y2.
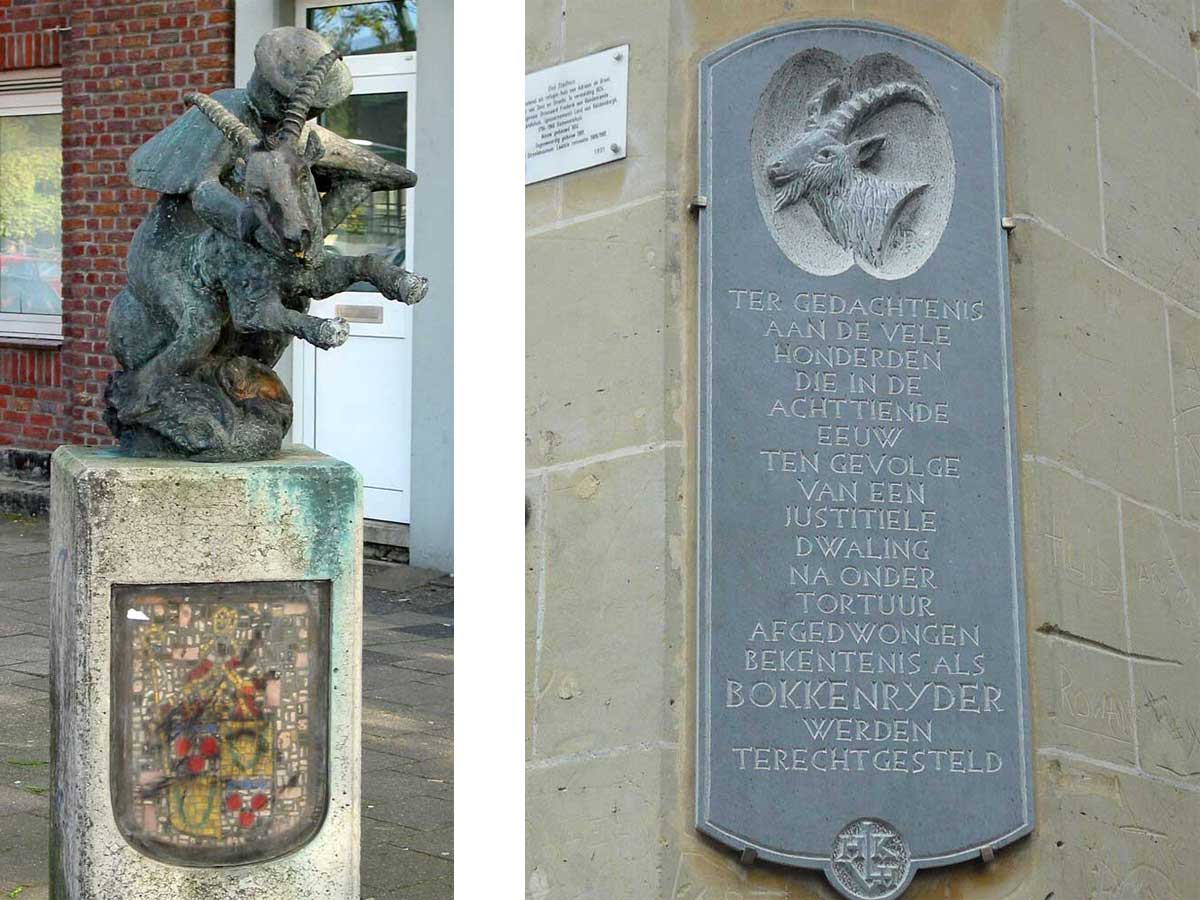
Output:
306 1 416 55
0 112 62 316
319 92 408 290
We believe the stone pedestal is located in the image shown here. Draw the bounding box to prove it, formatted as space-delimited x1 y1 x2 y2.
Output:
49 446 363 898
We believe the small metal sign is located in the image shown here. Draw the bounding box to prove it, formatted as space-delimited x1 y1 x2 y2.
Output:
111 581 330 866
696 21 1032 899
525 44 629 184
335 303 384 324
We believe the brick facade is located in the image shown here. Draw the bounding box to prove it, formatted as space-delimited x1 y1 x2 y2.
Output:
0 0 234 450
0 0 64 71
0 345 64 445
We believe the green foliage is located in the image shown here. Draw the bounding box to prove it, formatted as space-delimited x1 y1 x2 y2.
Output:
0 115 62 248
310 1 416 55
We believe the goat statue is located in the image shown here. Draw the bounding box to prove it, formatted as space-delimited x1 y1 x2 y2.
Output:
765 79 934 268
105 50 428 461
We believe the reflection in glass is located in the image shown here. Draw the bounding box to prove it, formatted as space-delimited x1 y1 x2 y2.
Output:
0 113 62 315
319 92 408 291
306 1 416 55
111 581 330 866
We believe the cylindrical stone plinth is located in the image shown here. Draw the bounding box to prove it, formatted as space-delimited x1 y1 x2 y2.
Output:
49 446 363 898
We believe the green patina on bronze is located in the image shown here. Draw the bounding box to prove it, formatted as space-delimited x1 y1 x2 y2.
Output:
242 450 360 580
104 26 431 462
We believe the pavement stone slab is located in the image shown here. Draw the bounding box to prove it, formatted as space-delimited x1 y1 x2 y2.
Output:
0 604 51 630
0 635 49 667
4 660 49 679
0 580 51 605
390 656 454 677
363 881 454 900
359 841 453 888
388 753 454 784
8 676 49 695
0 557 48 581
0 810 50 893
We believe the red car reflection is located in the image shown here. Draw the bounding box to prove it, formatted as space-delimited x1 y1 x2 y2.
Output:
0 253 62 315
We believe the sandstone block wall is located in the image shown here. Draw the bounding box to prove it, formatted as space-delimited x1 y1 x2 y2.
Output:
525 1 1200 897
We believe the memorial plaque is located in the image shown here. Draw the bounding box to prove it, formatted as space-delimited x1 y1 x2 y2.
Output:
111 580 330 866
696 21 1032 899
525 44 629 184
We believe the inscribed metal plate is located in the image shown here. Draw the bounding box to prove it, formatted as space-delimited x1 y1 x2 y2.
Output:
525 44 629 184
696 21 1033 899
111 581 330 866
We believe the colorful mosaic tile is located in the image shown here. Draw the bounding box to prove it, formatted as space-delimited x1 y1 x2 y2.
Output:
111 581 330 865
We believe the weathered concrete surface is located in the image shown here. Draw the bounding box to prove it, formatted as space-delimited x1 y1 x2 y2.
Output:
526 198 670 469
1169 306 1200 520
1074 0 1197 86
1095 28 1200 312
526 0 1200 897
1020 459 1126 648
1010 224 1177 512
2 510 451 900
535 450 671 756
999 0 1103 253
51 446 363 897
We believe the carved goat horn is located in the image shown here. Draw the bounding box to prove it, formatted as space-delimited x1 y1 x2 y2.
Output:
276 50 341 147
822 82 933 140
804 80 842 132
185 91 258 156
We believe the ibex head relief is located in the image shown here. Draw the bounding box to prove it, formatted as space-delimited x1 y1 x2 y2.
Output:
765 79 935 267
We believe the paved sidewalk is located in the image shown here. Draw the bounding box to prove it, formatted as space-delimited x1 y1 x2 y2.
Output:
0 513 452 900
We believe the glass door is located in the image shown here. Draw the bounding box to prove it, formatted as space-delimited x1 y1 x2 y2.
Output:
294 1 418 523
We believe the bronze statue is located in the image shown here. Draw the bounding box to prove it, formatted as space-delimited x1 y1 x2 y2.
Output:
105 27 427 460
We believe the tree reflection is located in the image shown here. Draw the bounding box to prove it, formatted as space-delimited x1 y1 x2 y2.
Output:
308 1 416 56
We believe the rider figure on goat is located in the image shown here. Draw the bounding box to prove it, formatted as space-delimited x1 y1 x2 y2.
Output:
109 26 420 423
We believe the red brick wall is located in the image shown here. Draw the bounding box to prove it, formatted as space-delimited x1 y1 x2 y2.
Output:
0 346 66 445
0 1 66 451
0 0 66 71
0 0 235 451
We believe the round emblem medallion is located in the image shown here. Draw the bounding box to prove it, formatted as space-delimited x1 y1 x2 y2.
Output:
829 818 912 900
751 49 954 280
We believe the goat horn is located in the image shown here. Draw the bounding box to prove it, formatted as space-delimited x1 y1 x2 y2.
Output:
185 92 259 156
823 82 933 139
804 80 842 133
276 50 341 146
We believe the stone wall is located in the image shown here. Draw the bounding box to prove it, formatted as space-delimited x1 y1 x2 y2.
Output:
525 1 1200 897
0 0 234 450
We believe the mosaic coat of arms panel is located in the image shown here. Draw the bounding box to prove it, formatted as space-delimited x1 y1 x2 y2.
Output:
111 581 331 865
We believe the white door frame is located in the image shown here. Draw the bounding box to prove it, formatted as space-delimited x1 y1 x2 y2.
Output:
291 2 419 522
288 62 417 448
